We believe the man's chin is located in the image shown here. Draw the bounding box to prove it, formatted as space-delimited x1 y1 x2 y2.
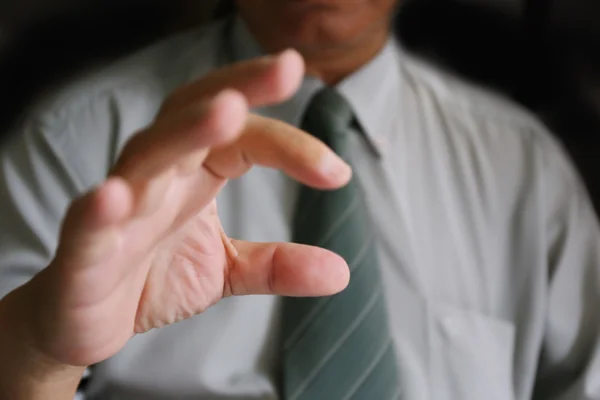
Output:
276 14 362 51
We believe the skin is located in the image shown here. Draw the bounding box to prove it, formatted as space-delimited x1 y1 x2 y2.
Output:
236 0 399 84
0 1 398 398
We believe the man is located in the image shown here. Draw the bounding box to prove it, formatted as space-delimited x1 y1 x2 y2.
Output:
1 0 599 399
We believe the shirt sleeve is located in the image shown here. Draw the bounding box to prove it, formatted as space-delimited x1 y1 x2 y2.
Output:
533 136 600 399
0 117 81 298
0 102 117 299
0 108 119 400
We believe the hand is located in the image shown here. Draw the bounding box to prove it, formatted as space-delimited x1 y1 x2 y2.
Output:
19 50 351 369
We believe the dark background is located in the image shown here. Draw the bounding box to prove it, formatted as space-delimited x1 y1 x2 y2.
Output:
0 0 599 208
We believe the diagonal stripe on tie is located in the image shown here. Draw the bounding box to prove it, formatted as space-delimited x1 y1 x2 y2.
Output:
281 87 400 400
283 233 374 351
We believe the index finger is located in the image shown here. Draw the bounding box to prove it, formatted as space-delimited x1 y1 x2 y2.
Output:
160 49 305 116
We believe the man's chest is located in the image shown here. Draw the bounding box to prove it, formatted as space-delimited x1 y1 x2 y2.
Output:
97 107 545 400
216 151 528 399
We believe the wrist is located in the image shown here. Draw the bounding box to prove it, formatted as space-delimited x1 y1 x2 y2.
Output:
0 281 84 399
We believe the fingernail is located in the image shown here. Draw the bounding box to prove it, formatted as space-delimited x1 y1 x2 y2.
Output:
320 152 352 182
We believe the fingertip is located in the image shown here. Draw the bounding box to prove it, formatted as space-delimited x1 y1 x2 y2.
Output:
299 248 350 296
270 48 305 102
319 152 353 188
212 88 248 110
209 89 249 145
318 250 351 294
90 177 134 228
272 245 350 297
295 151 353 191
277 48 305 75
57 178 132 266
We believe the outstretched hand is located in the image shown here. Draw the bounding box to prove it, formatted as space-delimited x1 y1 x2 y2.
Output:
23 50 351 369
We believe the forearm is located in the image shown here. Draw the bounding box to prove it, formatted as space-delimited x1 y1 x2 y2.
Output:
0 283 84 400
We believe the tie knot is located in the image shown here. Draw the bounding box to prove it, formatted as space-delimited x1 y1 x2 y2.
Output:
301 87 354 147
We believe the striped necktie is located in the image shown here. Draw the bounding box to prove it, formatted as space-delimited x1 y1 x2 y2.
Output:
281 87 401 400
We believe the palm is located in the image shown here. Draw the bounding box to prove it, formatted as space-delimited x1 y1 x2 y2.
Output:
51 167 231 365
135 199 230 334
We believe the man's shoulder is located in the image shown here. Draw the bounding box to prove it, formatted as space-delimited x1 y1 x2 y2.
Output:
400 48 548 141
399 49 579 190
1 19 231 192
30 19 229 126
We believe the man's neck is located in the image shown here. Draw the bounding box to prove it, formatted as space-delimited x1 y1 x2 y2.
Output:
302 29 389 85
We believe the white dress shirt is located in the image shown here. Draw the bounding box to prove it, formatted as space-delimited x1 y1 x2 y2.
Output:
1 15 600 400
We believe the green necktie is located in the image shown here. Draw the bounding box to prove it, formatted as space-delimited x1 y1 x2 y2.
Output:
281 87 401 400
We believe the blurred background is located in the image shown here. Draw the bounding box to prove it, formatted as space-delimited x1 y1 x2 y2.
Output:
0 0 599 209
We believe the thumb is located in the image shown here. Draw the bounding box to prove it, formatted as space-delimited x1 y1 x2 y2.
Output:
55 177 134 269
223 240 350 298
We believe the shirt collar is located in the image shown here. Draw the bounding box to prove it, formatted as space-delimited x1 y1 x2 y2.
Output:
336 37 402 157
228 15 402 157
229 15 265 62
